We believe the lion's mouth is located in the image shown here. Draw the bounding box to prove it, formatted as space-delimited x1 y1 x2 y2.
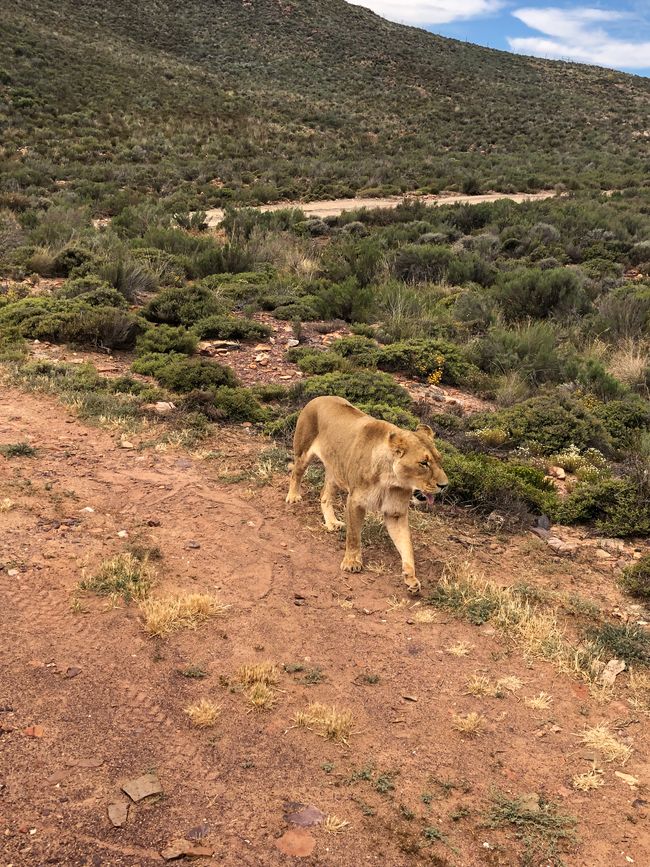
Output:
413 489 436 506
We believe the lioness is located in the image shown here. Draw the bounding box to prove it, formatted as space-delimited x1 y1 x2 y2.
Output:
286 396 448 593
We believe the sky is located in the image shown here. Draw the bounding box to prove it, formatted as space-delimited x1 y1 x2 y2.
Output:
347 1 650 75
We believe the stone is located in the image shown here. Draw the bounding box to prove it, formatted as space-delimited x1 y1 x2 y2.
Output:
548 466 566 480
547 537 577 556
108 802 129 827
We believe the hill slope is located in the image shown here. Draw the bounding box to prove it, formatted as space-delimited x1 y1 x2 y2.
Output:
2 0 649 212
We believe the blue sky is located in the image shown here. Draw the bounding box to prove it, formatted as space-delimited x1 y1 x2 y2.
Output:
348 1 650 75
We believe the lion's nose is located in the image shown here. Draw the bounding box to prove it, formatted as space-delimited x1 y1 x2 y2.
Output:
437 483 448 490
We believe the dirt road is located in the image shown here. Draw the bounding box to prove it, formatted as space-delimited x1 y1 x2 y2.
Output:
204 190 558 227
1 385 647 865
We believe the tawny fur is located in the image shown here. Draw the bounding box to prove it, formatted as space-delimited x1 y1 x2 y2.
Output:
286 396 448 593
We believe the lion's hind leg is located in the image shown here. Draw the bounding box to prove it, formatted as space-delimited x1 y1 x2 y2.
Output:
286 408 318 504
321 474 344 532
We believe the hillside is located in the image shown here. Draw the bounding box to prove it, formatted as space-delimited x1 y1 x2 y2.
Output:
2 0 649 213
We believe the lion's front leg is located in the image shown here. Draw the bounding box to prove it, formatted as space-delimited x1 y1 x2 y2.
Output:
383 512 419 594
341 495 366 573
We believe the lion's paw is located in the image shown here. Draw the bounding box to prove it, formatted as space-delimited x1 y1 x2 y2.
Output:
403 571 421 594
325 519 345 532
286 492 302 504
341 555 363 573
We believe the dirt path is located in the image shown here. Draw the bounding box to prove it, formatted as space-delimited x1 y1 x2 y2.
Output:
1 388 648 866
204 191 559 227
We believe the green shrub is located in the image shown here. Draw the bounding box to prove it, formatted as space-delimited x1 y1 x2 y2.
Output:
356 402 419 429
378 338 472 385
132 352 187 376
313 277 373 322
586 623 649 665
619 556 650 599
252 383 289 402
469 322 574 385
494 267 589 320
300 370 412 408
558 478 650 537
212 386 267 422
329 335 380 367
192 315 271 341
152 356 238 392
471 391 612 455
55 277 127 308
441 445 558 519
143 285 223 326
271 299 321 321
135 325 198 357
296 352 347 375
592 395 650 450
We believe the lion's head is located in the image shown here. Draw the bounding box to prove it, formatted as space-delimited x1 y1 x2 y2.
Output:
389 423 448 505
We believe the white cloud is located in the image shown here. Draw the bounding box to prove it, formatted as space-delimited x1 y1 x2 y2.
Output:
347 0 504 26
509 6 650 69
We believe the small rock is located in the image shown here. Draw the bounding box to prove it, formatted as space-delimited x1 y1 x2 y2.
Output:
147 518 161 527
286 338 300 348
66 757 103 768
253 344 271 352
80 507 95 513
121 772 162 802
531 527 550 540
601 658 626 687
614 771 639 788
283 804 325 827
519 793 540 814
275 828 315 857
23 725 44 738
429 386 446 401
185 823 211 841
547 536 577 556
117 530 128 539
64 666 81 679
161 840 214 860
108 802 129 827
548 466 566 480
185 541 201 550
595 549 612 560
402 695 418 702
153 401 175 416
119 438 134 450
7 568 18 577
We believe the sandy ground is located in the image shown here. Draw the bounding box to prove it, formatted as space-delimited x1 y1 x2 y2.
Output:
1 380 649 866
203 191 559 228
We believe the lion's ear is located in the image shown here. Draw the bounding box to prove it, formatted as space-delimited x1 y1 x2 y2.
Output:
416 423 435 440
388 431 406 457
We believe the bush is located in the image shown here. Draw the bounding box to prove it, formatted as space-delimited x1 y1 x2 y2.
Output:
252 383 289 402
313 277 374 322
469 322 575 385
135 325 198 357
143 285 223 326
619 556 650 599
299 370 412 409
192 315 271 341
356 402 419 429
494 267 589 320
441 445 558 519
558 478 650 537
131 352 187 376
472 391 612 454
212 386 267 422
296 352 347 375
55 277 127 308
592 395 650 450
378 338 472 385
329 335 380 367
151 356 238 392
100 258 158 301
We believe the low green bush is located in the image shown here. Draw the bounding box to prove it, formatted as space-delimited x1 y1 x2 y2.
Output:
469 322 574 385
180 386 266 423
494 266 589 320
377 338 472 385
192 315 271 341
471 391 612 454
251 383 290 402
299 370 412 409
558 478 650 537
441 444 558 519
143 285 223 326
356 402 419 429
329 335 380 367
135 325 198 357
149 356 238 393
131 351 187 376
55 277 127 308
296 352 347 375
592 395 650 450
619 556 650 599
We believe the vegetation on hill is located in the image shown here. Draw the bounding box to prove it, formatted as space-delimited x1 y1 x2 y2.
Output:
2 0 650 214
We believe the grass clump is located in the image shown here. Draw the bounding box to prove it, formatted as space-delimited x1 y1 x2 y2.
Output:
619 556 650 600
466 675 503 698
571 767 604 792
485 791 577 866
579 724 632 764
524 691 553 711
293 703 355 743
0 442 37 458
184 699 221 728
235 662 280 710
80 552 156 602
585 623 649 666
140 593 228 637
323 815 351 833
451 711 485 737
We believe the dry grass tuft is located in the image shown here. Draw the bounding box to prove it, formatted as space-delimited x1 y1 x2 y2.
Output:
386 595 410 612
466 675 503 698
525 691 553 711
446 640 472 657
80 552 157 602
607 339 650 389
451 711 485 737
629 671 650 713
413 608 437 624
430 561 602 680
579 724 632 765
246 682 277 710
572 766 604 792
294 703 355 743
184 698 221 728
497 675 524 693
140 593 229 637
324 815 351 833
236 662 280 687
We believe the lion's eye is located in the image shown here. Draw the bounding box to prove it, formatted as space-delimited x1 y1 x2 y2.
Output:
419 460 429 468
